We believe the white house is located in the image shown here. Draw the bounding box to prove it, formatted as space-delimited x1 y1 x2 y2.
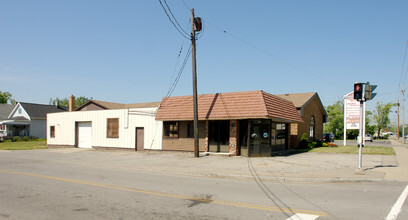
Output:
47 100 163 150
2 102 67 139
0 104 14 139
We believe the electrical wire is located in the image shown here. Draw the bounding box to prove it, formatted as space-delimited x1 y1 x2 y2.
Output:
163 44 192 102
206 20 341 87
399 41 408 87
163 0 189 36
158 0 189 39
181 0 190 10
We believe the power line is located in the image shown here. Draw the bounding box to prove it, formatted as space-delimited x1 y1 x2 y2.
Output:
158 0 189 39
163 0 189 36
206 20 342 87
181 0 190 10
163 44 192 102
399 41 408 87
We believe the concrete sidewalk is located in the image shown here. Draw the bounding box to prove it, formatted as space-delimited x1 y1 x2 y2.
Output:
41 143 408 183
375 140 408 182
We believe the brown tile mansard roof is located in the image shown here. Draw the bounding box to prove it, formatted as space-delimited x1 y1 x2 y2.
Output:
156 90 303 123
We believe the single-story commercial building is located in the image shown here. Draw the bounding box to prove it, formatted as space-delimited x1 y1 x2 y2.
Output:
47 96 162 150
155 90 303 157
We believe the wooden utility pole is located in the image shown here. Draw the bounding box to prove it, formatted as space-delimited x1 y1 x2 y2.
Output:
403 86 406 144
397 100 400 141
191 9 199 157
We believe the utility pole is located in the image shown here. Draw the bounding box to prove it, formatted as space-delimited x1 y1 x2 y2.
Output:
403 86 406 144
191 9 199 157
397 100 400 141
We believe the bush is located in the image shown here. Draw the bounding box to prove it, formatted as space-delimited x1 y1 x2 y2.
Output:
12 136 20 142
301 133 309 141
23 136 29 141
298 139 308 149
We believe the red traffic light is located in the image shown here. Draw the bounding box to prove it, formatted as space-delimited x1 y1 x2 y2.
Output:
354 83 363 100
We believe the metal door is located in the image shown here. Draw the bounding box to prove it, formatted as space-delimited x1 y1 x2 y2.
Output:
135 127 144 151
77 122 92 148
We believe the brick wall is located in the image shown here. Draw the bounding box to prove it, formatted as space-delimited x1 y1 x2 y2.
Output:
291 97 325 148
162 121 207 151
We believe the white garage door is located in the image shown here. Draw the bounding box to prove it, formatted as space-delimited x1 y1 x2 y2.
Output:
77 122 92 148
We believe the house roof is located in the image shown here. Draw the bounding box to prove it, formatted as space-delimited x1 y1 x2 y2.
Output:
275 92 327 118
156 90 303 122
75 100 161 111
0 104 14 120
275 92 317 108
11 102 67 119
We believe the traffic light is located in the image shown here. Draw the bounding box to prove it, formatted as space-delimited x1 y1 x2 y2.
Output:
354 83 363 100
365 84 377 100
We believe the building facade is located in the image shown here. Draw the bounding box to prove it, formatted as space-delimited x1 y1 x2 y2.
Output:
276 92 327 148
156 90 303 157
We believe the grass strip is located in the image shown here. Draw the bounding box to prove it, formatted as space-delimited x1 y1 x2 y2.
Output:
0 140 47 150
296 145 395 155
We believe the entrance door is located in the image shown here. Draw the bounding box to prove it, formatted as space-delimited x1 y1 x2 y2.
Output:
135 127 144 151
208 120 230 152
77 122 92 148
249 120 270 156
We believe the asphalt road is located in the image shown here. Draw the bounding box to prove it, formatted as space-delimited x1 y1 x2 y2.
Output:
334 139 394 147
0 150 407 219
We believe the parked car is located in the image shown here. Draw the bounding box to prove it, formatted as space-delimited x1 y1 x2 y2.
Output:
357 134 373 144
365 134 373 142
323 133 334 142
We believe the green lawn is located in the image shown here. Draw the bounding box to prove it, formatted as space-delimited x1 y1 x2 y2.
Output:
296 145 395 155
0 140 47 150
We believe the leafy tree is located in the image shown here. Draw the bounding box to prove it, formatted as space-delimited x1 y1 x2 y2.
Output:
0 91 13 104
49 96 90 108
373 102 395 136
324 100 344 139
324 100 376 139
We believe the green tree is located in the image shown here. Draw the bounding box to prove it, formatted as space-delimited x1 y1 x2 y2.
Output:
0 91 13 104
324 100 344 139
49 96 90 108
373 102 395 136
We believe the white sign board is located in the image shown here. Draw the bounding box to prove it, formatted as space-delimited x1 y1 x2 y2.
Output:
344 92 360 130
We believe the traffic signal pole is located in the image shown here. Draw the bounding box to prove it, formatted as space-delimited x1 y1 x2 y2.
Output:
358 100 364 170
354 81 377 170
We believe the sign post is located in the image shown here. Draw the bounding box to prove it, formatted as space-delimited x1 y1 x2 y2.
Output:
352 82 377 170
344 92 360 146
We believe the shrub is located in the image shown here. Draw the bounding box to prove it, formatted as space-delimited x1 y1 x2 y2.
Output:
298 139 308 149
301 133 309 141
13 136 20 142
23 136 29 141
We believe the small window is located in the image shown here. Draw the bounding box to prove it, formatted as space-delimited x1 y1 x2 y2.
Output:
187 123 194 138
107 118 119 138
310 116 315 138
18 108 22 114
50 126 55 138
163 121 179 138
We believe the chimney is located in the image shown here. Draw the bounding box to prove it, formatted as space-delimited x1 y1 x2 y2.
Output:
69 95 75 111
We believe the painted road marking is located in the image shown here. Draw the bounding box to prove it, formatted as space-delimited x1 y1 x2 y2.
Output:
287 213 319 220
0 169 327 216
386 184 408 220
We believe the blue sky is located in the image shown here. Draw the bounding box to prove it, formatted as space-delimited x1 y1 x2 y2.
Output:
1 0 407 121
